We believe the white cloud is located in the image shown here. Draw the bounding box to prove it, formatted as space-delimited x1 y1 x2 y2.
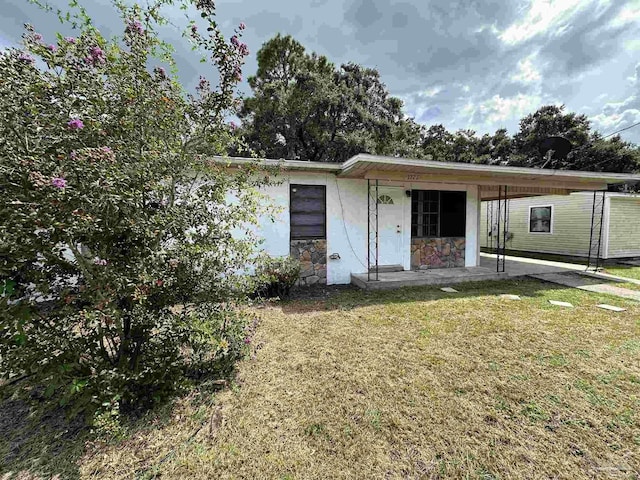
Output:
624 38 640 51
499 0 598 45
591 108 640 135
463 93 543 124
591 95 640 134
511 54 542 84
628 63 640 85
611 1 640 27
417 86 442 98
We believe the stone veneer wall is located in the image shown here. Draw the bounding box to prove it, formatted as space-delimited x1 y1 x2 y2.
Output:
411 237 465 269
290 239 327 286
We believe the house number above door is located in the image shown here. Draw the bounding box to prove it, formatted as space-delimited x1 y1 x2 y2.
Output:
406 174 421 180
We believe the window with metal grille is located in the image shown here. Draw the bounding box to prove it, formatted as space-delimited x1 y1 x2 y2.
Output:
411 190 466 237
290 184 326 239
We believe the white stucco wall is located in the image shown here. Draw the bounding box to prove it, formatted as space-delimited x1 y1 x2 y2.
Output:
242 172 481 285
246 172 369 285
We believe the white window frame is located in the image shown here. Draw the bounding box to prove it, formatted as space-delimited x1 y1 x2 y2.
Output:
528 205 553 234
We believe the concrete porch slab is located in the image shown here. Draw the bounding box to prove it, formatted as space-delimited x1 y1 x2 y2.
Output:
351 267 508 290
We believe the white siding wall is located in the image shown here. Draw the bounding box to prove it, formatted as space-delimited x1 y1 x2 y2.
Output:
607 195 640 258
480 192 607 258
244 173 481 284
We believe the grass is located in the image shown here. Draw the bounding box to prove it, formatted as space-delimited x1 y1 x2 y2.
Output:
2 279 640 479
604 265 640 282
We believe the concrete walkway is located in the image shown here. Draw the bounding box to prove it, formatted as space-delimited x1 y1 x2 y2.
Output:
528 272 640 302
481 253 640 303
479 253 584 276
351 253 640 300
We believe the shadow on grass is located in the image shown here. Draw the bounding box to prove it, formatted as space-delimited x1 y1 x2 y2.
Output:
280 278 581 314
0 377 229 480
0 390 87 480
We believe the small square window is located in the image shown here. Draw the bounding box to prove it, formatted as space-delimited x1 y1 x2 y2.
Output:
529 206 552 233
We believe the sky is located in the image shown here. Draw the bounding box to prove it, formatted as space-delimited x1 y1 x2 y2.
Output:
2 0 640 143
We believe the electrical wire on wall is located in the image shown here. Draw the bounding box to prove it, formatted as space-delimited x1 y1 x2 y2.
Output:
334 176 369 269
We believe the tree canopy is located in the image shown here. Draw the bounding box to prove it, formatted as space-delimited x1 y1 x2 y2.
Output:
236 35 640 175
237 34 418 163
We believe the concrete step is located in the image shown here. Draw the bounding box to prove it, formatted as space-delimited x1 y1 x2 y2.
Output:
368 264 404 273
352 270 508 290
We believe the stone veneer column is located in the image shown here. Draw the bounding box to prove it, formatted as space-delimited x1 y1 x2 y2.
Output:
410 237 466 269
290 239 327 286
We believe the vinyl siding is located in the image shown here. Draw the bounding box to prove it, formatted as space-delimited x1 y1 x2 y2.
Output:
607 196 640 258
480 193 596 257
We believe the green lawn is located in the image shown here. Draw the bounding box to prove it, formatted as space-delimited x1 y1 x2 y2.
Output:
2 279 640 479
604 265 640 282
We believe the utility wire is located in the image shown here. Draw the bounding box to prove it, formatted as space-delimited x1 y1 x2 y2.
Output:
571 119 640 155
600 119 640 140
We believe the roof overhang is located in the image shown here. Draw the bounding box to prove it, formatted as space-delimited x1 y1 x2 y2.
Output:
212 156 342 173
340 154 640 199
213 154 640 199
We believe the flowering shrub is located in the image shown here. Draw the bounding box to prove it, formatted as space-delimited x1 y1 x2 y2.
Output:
0 1 264 421
253 256 301 298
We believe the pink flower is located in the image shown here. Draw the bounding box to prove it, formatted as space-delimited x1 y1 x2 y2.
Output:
33 33 43 41
191 24 198 34
239 22 246 30
233 67 242 82
87 46 105 65
51 177 66 189
197 76 209 90
127 19 144 35
93 258 108 266
64 36 76 44
18 53 34 64
239 43 249 56
230 35 240 47
67 119 84 130
230 121 238 130
155 279 164 287
47 44 57 52
101 146 112 154
243 337 251 344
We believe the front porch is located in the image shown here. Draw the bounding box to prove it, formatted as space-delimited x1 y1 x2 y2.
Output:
350 253 582 290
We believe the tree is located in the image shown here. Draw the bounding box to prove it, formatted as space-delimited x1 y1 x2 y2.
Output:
511 105 590 168
238 34 417 162
509 105 640 173
419 124 455 161
0 1 267 423
476 128 513 165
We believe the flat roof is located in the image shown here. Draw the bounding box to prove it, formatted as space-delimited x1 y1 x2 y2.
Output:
340 154 640 184
214 154 640 187
213 156 342 173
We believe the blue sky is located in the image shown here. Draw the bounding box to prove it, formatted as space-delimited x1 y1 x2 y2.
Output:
2 0 640 143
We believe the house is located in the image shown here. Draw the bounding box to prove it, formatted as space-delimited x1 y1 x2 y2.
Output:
220 154 640 286
480 191 640 260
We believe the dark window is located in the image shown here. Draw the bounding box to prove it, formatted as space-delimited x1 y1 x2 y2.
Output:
529 206 552 233
290 184 326 239
440 191 467 237
411 190 466 238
